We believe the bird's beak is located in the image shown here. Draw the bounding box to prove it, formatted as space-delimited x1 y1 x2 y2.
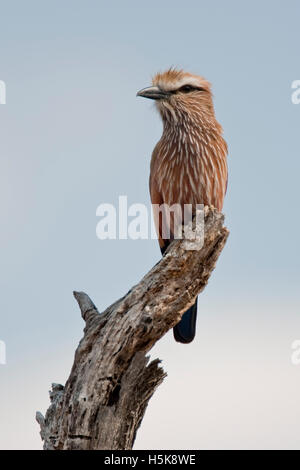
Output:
136 86 169 100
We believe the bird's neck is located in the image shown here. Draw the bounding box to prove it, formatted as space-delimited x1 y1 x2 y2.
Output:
161 111 224 154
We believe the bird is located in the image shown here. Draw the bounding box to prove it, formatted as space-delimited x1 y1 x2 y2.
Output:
137 68 228 343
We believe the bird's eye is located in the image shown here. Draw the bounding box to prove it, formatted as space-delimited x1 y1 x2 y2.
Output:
178 85 205 93
179 85 194 93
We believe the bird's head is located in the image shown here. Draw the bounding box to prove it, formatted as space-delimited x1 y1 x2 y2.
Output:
137 68 214 124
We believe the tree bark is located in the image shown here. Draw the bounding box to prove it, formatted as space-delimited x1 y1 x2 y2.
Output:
36 206 229 450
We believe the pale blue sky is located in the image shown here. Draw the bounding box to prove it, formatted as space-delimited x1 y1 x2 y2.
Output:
0 0 300 449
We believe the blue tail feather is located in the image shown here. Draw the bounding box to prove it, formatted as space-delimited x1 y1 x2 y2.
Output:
160 242 198 344
173 298 198 343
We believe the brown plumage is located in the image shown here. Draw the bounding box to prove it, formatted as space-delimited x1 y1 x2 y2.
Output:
137 68 228 343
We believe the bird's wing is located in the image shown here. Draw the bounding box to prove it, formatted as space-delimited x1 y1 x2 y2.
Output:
149 173 167 251
149 144 170 252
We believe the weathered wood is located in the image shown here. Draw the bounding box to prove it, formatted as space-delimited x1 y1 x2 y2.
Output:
36 206 229 450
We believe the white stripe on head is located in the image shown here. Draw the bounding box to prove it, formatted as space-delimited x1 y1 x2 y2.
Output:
156 76 207 92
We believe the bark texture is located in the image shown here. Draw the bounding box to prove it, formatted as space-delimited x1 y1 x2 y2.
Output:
36 206 229 450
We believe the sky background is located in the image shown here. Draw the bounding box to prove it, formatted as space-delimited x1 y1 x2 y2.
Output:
0 0 300 450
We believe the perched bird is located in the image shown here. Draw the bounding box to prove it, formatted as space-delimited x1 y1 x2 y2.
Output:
137 69 228 343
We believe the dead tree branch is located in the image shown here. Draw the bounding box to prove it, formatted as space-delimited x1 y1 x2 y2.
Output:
36 206 229 450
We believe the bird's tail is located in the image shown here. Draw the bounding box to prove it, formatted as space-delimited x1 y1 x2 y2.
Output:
173 298 198 344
